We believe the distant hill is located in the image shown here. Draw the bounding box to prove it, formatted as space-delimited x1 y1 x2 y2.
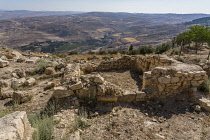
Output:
0 12 209 53
184 17 210 26
0 10 83 20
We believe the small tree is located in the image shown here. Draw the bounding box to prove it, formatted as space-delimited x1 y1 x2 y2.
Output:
188 25 210 54
129 44 133 52
175 25 210 55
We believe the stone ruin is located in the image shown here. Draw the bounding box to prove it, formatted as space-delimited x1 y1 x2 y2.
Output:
53 55 209 108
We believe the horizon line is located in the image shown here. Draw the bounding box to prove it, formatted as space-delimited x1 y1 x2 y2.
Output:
0 9 209 15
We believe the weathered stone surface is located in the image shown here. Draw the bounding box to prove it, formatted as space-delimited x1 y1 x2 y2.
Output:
97 96 118 102
45 67 56 75
14 69 26 78
97 84 106 96
0 89 13 99
170 77 180 83
143 71 152 78
197 98 210 112
13 91 32 103
118 90 136 102
53 86 74 99
25 78 36 86
25 59 35 64
11 78 26 89
92 74 104 84
76 88 89 98
69 81 83 90
135 91 147 101
0 111 33 140
158 76 171 84
0 58 9 68
45 82 56 89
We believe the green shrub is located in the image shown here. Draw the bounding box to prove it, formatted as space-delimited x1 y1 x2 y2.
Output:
119 50 128 54
34 59 50 74
68 51 78 55
139 46 154 54
129 50 140 55
0 109 11 118
88 51 95 55
199 79 210 92
29 114 53 140
28 101 59 140
155 43 172 54
98 51 107 55
177 56 185 62
171 48 179 55
107 50 118 55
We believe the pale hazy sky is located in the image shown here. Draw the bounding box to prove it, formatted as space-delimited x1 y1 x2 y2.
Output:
0 0 210 14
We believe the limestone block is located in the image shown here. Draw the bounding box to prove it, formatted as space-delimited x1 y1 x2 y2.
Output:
76 88 89 98
197 98 210 112
188 72 194 77
25 59 35 64
14 69 26 78
69 81 83 90
174 72 183 77
92 74 104 84
53 86 73 99
0 89 13 99
143 71 152 78
13 91 32 103
0 58 9 68
158 76 171 84
118 90 136 102
191 81 200 87
25 78 36 86
97 96 118 102
194 76 202 81
135 91 146 101
97 84 106 96
158 85 165 92
0 111 33 140
171 77 180 83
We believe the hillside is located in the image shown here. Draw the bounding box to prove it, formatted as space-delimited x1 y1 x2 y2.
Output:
185 16 210 26
0 10 82 20
0 48 210 139
0 12 209 53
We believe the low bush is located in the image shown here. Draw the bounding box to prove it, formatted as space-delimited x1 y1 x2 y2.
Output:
177 56 185 62
139 46 154 54
28 101 59 140
155 43 172 54
34 59 51 74
199 79 210 92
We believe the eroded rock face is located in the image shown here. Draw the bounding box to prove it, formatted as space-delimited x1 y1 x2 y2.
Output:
45 67 56 75
12 91 32 103
0 111 33 140
0 58 9 68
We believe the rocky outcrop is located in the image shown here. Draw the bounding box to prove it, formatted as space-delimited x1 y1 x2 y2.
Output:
0 111 33 140
13 91 32 103
0 58 9 68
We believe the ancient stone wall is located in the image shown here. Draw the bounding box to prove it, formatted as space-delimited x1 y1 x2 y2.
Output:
81 55 208 100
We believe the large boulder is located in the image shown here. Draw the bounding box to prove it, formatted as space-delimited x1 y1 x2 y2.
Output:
0 111 33 140
52 86 74 99
25 78 36 86
44 67 56 75
0 58 9 68
0 89 13 99
12 91 32 103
